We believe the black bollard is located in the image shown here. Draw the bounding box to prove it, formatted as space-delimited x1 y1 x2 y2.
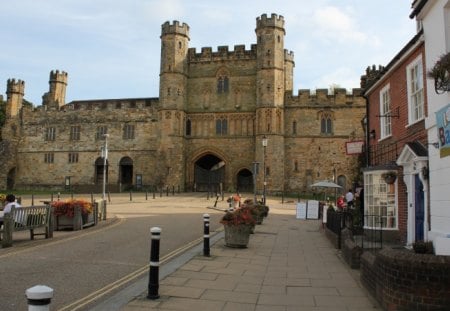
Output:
153 188 156 199
51 193 54 202
130 190 132 201
166 186 169 197
203 214 210 257
31 194 34 206
147 227 161 300
172 185 175 196
146 191 148 200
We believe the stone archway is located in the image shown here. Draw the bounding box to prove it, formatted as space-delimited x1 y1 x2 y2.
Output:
119 157 133 189
194 154 224 192
95 157 108 185
237 168 253 193
6 168 16 190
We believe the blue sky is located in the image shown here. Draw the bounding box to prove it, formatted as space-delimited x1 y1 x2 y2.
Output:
0 0 416 105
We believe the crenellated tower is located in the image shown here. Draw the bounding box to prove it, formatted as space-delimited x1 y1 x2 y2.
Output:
43 70 67 109
255 13 287 192
158 21 190 189
6 79 24 118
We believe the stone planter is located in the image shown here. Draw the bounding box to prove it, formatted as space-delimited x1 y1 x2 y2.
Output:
223 224 252 248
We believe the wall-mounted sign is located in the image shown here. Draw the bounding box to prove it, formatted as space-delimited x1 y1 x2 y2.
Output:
345 140 364 155
435 104 450 158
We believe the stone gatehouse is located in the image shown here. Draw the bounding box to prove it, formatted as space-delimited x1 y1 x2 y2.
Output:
0 14 366 194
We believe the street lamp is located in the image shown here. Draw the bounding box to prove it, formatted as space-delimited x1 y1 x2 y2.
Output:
262 135 268 205
252 161 260 203
102 134 109 200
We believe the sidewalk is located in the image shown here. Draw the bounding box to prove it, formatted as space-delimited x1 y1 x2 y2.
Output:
121 207 380 311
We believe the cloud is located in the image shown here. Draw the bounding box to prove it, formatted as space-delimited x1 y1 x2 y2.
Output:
312 6 379 46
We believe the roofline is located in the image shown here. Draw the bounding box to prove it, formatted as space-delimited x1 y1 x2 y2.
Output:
410 0 428 18
363 29 424 95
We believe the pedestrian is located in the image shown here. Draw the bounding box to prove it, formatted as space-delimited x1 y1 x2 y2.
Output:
1 194 23 227
232 192 241 209
337 195 346 210
345 189 354 209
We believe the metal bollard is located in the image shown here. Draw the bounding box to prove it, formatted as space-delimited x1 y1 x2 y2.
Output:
203 214 210 257
147 227 161 300
146 191 148 200
130 190 132 201
31 194 35 206
26 285 53 311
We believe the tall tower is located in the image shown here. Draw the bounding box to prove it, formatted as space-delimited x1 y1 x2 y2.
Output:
158 21 190 189
6 79 24 118
43 70 67 109
255 13 287 192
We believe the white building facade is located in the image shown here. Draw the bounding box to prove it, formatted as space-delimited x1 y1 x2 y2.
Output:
412 0 450 253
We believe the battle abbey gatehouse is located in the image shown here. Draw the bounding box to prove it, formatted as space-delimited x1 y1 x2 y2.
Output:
0 14 366 193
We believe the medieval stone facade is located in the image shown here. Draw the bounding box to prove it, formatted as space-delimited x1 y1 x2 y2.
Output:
0 14 366 194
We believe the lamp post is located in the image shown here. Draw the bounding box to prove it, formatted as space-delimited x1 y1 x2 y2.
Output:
262 135 268 205
252 161 260 203
102 134 109 200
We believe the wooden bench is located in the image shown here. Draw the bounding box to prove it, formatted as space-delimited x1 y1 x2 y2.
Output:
0 205 53 248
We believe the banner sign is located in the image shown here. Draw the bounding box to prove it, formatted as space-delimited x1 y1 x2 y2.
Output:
435 104 450 158
345 141 364 155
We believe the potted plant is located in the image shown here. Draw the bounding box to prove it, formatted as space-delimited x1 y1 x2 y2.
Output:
428 52 450 94
242 199 269 224
382 171 397 184
412 240 434 254
0 193 6 205
51 199 94 230
220 204 256 248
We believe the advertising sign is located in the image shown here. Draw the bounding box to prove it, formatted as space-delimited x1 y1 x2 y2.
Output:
435 104 450 158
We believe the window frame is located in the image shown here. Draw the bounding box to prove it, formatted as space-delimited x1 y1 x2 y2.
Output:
45 127 56 141
123 124 135 140
70 125 81 141
406 55 424 125
96 126 108 140
364 171 397 230
379 84 392 139
68 152 79 164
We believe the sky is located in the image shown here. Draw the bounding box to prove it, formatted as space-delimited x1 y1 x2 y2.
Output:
0 0 417 106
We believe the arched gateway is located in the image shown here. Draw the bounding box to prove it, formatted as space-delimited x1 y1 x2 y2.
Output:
194 154 224 192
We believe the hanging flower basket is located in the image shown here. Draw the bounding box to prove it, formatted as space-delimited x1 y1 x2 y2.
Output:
382 171 397 184
428 52 450 94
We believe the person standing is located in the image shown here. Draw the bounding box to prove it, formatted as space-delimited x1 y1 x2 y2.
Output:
345 189 354 209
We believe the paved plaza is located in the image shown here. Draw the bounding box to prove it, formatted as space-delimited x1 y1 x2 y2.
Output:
120 198 380 311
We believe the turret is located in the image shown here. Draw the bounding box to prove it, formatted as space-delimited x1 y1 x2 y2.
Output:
6 79 24 117
255 13 286 108
159 21 189 110
43 70 67 109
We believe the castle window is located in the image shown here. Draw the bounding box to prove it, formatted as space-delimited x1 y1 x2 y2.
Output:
217 77 229 94
45 127 56 141
68 152 79 163
277 35 281 43
44 153 54 163
294 161 298 172
167 88 171 96
320 114 332 134
123 124 135 140
216 118 228 135
96 126 108 140
178 41 182 49
70 126 81 141
186 119 192 136
116 102 121 109
292 121 297 135
266 166 270 176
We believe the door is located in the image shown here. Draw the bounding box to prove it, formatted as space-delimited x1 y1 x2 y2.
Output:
414 174 424 241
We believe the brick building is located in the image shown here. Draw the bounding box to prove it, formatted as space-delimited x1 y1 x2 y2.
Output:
0 14 366 194
362 29 428 244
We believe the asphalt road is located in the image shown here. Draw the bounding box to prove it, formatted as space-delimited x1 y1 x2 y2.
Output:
0 192 225 311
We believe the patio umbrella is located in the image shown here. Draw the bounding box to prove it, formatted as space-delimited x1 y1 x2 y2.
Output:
310 180 342 203
310 181 342 189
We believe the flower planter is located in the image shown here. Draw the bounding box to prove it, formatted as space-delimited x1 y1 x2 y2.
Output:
223 224 252 248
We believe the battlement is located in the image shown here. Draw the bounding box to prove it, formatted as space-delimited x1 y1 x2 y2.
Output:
360 64 385 89
188 44 257 62
161 20 190 37
6 79 25 95
285 88 364 106
256 13 285 29
49 70 68 84
284 49 294 63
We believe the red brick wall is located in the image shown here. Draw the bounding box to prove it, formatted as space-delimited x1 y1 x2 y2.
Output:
366 42 427 244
